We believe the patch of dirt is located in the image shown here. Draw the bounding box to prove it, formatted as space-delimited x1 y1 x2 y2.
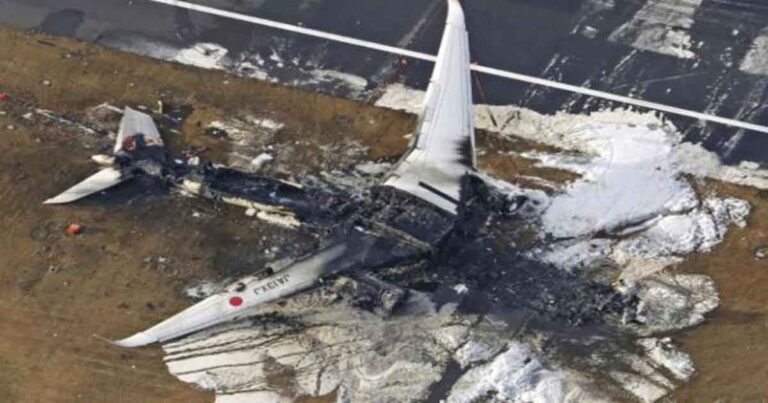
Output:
0 25 414 175
0 113 212 402
673 181 768 402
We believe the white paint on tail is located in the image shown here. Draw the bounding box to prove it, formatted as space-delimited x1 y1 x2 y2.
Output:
385 0 474 213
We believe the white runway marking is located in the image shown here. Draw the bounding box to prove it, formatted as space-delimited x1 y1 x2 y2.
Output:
144 0 768 135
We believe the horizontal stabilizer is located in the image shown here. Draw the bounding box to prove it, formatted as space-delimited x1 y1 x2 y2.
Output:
44 167 129 204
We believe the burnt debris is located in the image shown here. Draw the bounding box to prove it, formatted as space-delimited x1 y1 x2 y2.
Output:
193 164 636 331
63 102 637 345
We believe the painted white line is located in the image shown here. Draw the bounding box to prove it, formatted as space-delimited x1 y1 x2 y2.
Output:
144 0 768 135
472 64 768 134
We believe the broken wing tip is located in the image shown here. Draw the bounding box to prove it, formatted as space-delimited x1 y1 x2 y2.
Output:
43 197 68 205
109 332 158 348
43 193 83 205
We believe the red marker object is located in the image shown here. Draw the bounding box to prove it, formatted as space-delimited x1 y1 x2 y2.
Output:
66 223 83 235
229 296 243 307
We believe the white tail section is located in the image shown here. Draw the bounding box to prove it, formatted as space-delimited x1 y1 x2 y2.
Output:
385 0 475 214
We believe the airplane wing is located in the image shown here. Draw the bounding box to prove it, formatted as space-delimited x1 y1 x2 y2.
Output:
113 217 432 347
113 242 349 347
384 0 475 214
43 167 130 204
115 107 164 152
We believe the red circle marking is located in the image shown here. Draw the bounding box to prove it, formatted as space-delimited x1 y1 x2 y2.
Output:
229 296 243 307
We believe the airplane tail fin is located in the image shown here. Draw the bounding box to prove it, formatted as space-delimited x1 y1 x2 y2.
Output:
384 0 475 214
44 167 129 205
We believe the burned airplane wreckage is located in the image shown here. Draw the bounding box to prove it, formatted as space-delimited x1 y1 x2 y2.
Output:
44 0 639 376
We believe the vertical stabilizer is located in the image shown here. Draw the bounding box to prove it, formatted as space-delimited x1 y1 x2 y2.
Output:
385 0 475 214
